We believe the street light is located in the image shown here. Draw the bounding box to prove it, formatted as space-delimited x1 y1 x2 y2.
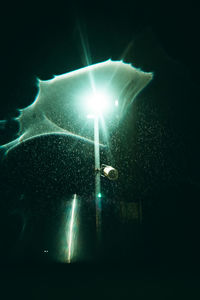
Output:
0 60 153 261
86 90 112 239
86 89 119 248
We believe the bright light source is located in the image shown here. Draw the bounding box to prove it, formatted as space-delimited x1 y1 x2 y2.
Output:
86 91 110 116
87 114 95 119
97 192 102 198
115 100 119 107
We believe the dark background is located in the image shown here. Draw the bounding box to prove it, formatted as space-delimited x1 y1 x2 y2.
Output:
0 0 200 299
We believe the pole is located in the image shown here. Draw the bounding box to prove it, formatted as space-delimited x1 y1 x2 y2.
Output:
94 116 101 245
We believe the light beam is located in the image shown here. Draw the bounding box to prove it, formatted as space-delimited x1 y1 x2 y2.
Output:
68 193 77 263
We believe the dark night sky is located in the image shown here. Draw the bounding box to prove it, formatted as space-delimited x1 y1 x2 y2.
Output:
0 0 200 297
0 1 199 88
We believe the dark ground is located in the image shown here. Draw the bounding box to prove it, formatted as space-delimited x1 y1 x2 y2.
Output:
0 0 200 299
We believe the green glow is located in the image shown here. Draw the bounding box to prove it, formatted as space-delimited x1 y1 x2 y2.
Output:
85 91 111 117
1 60 153 154
68 194 77 263
97 193 102 198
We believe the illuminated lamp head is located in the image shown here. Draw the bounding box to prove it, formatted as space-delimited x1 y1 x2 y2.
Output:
86 91 110 118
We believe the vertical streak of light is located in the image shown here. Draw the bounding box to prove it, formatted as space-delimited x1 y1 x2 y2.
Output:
94 117 101 241
77 21 91 66
77 21 102 246
77 21 96 93
68 194 77 263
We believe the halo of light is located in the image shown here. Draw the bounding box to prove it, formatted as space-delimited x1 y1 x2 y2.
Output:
85 91 111 117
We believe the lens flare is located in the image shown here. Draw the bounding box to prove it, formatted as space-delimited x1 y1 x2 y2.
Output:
85 91 111 117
